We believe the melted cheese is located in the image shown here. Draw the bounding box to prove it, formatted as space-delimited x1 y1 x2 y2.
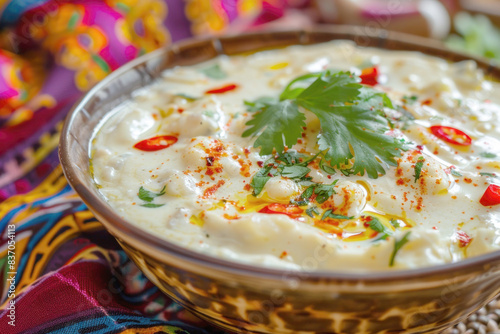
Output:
91 41 500 271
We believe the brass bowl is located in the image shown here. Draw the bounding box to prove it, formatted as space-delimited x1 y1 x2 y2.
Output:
59 26 500 334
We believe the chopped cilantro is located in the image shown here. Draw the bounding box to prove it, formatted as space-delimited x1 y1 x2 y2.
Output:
281 165 311 179
480 152 497 158
389 231 412 266
300 185 315 200
321 210 353 220
200 64 227 79
414 156 425 183
243 70 408 179
305 206 320 218
319 158 336 175
390 218 401 228
451 169 462 177
313 181 338 204
299 180 338 205
141 203 165 208
367 216 386 233
138 186 166 203
249 158 274 196
290 199 309 206
368 216 393 240
138 186 166 208
203 110 219 120
402 95 418 104
480 172 497 177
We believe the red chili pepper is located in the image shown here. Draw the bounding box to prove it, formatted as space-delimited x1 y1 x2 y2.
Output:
133 135 178 151
359 67 378 86
259 203 303 218
430 126 472 146
456 230 471 248
205 83 238 94
479 184 500 206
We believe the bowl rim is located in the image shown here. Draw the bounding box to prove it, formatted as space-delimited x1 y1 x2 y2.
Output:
60 25 500 283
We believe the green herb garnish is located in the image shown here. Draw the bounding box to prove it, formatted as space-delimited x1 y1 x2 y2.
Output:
141 203 165 208
480 152 497 158
414 156 425 183
402 95 418 104
243 70 407 179
321 210 353 220
451 169 462 177
389 231 412 266
390 218 401 228
250 151 320 196
138 186 166 208
305 206 320 218
200 64 227 79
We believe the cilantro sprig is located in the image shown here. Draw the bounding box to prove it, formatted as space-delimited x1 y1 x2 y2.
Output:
389 231 412 266
138 186 166 208
243 71 407 178
368 216 392 241
414 156 425 183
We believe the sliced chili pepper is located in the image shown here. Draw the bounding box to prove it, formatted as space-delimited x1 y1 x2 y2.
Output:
456 230 471 248
133 135 178 152
359 67 378 86
430 125 472 146
259 203 303 218
205 83 238 94
479 184 500 206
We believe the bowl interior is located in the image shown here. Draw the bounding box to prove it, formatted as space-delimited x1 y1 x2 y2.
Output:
59 26 500 285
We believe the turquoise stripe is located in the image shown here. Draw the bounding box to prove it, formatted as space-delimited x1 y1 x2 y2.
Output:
0 0 50 27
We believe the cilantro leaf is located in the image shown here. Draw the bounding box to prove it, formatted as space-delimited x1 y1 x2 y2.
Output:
306 103 404 178
414 156 425 183
200 64 227 79
244 70 406 178
390 218 401 228
480 152 497 158
389 231 412 266
402 95 418 104
319 158 336 175
294 72 406 178
314 181 338 204
280 72 323 100
242 100 306 155
451 169 462 177
367 216 387 233
281 165 311 179
368 216 393 241
249 158 275 196
305 206 320 218
295 71 360 106
138 186 166 203
141 203 165 208
321 210 353 220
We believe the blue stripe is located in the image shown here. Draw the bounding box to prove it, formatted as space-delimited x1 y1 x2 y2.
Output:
0 0 50 27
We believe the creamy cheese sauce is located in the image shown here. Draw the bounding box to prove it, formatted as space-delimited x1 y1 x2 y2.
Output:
91 41 500 271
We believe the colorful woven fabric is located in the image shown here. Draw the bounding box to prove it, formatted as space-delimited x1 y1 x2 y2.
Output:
0 0 288 332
